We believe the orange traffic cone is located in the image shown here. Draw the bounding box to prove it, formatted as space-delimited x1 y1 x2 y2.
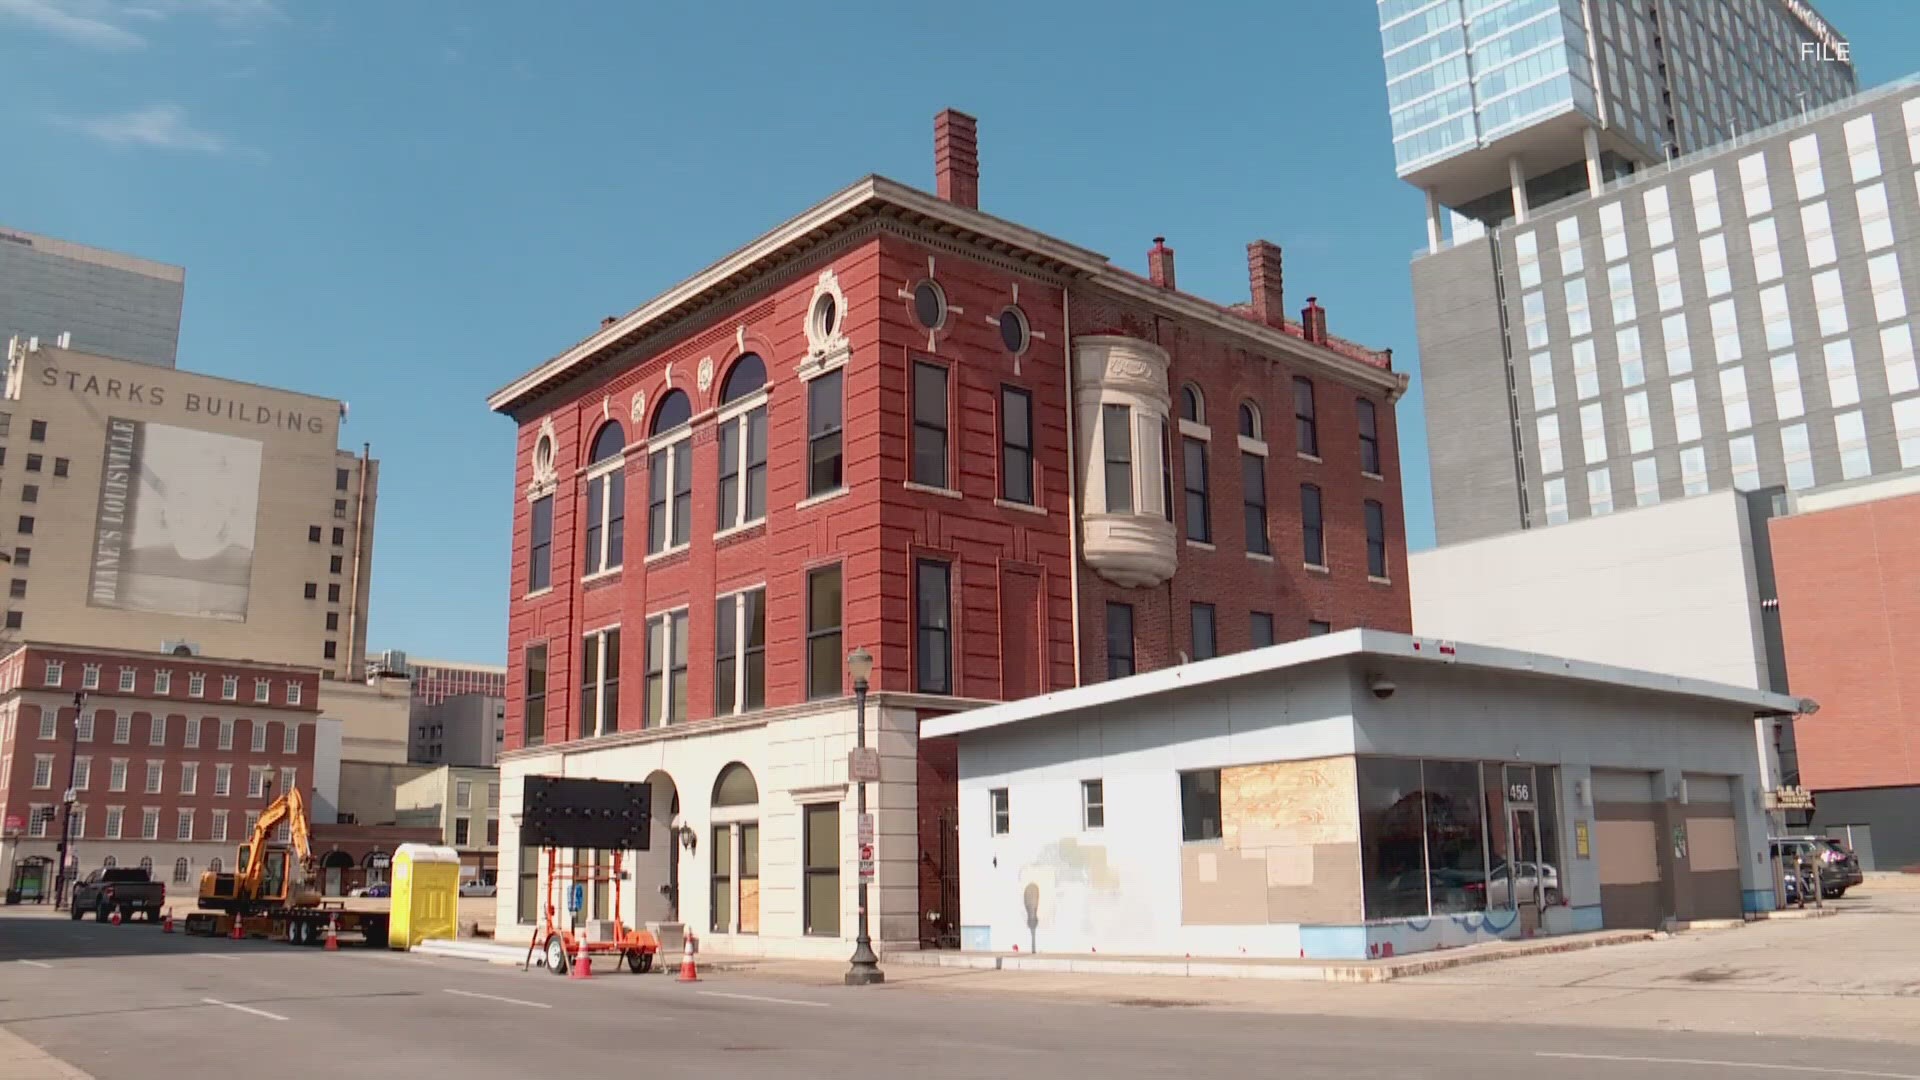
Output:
230 916 244 940
324 917 339 952
677 932 699 982
569 932 592 980
109 908 121 926
161 909 173 934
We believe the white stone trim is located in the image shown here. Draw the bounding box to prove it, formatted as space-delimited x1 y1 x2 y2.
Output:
795 487 850 511
994 498 1047 516
1238 435 1269 456
902 481 963 501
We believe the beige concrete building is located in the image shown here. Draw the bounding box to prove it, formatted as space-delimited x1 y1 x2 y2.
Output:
335 760 433 827
320 676 411 765
0 338 377 681
395 765 499 881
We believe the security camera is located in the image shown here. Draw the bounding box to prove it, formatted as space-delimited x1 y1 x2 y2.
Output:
1368 674 1396 700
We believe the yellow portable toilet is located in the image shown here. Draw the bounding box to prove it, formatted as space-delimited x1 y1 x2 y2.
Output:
389 843 461 950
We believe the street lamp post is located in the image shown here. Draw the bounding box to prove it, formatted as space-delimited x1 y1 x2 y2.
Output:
52 690 85 908
844 646 883 986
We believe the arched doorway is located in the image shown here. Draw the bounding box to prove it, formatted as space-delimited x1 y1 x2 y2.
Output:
364 849 391 890
625 770 679 926
710 763 760 936
321 850 354 896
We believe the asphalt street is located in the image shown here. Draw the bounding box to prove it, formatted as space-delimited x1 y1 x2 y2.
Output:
1 915 1917 1080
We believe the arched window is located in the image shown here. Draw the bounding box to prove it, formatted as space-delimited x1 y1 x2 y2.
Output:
1239 401 1261 441
138 857 153 874
584 421 626 576
648 390 695 554
712 762 759 807
651 390 692 436
209 857 222 874
721 355 766 404
590 421 625 464
1180 384 1205 425
172 857 190 884
719 358 769 531
102 855 116 869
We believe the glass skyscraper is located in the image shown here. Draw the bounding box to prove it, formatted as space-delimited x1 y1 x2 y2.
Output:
1380 0 1856 237
0 225 184 369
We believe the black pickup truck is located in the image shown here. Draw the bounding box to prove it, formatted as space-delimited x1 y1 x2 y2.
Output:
70 867 167 922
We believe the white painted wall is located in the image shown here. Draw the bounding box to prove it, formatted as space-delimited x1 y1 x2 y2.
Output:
957 672 1355 958
955 657 1776 958
312 717 342 826
493 697 924 960
1409 491 1770 689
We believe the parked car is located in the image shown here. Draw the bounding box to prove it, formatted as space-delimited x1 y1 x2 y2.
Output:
70 867 165 922
348 883 391 899
1486 860 1562 907
458 880 496 898
1770 836 1859 899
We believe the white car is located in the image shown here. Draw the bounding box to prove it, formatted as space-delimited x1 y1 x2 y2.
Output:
459 880 497 897
1487 861 1561 906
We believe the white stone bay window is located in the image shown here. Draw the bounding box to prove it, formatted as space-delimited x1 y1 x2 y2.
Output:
1073 336 1177 588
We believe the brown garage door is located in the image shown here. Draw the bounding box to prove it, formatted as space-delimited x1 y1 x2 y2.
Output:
1680 774 1742 922
1592 770 1664 929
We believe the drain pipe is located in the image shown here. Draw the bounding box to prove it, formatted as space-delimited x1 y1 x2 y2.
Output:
345 443 371 681
1061 289 1083 688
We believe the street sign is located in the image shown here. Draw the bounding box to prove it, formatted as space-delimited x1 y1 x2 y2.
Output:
857 813 874 845
848 747 881 783
567 882 585 913
858 842 875 883
1767 787 1811 810
4 814 21 833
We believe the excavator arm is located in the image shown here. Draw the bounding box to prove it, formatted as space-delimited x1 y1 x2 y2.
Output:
233 786 313 902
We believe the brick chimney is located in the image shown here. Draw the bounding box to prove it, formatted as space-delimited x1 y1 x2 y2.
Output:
600 316 618 328
934 109 979 209
1149 237 1176 289
1247 240 1284 326
1301 297 1327 344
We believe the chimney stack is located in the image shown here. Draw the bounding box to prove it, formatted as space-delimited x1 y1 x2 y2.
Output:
1247 240 1284 327
934 109 979 209
1149 237 1176 290
601 316 618 328
1302 297 1327 344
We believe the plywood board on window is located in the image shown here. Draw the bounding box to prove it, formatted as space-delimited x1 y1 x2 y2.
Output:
1595 819 1661 886
1686 817 1738 873
1180 841 1268 925
1222 756 1358 850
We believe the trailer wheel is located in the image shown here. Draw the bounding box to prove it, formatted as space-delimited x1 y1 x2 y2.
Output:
545 936 569 976
293 921 310 946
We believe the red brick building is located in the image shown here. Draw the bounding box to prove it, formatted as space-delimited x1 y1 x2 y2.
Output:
487 111 1411 954
1771 482 1920 871
0 643 323 902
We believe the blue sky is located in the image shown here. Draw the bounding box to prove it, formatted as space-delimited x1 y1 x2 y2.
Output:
1 1 1912 665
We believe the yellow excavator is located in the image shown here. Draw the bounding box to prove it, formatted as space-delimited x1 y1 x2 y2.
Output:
196 785 321 915
184 783 392 947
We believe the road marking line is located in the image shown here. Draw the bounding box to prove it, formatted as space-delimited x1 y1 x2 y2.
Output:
195 953 240 961
16 960 51 969
696 990 829 1009
444 989 551 1009
1537 1053 1920 1078
201 997 287 1022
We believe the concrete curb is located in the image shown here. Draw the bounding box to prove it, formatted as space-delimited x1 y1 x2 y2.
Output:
416 937 759 975
880 929 1658 984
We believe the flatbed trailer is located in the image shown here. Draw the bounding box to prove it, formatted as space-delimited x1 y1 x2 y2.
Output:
183 903 390 948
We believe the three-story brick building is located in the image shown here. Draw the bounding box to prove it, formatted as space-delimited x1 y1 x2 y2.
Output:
488 112 1412 957
0 643 328 902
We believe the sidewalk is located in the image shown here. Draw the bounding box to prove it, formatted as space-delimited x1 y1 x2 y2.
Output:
421 927 1655 984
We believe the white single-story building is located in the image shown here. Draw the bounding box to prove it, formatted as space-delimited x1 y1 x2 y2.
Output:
924 630 1814 961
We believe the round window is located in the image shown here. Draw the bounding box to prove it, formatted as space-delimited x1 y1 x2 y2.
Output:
533 433 555 474
998 306 1029 354
812 294 838 341
912 280 947 330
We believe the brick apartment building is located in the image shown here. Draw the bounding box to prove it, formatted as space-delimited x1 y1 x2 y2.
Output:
0 644 327 902
1770 475 1920 872
487 111 1412 956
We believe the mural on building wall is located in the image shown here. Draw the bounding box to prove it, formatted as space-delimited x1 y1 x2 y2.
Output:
89 418 261 622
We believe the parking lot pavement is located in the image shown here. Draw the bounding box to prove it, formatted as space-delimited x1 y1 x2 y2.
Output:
7 911 1920 1080
714 884 1920 1046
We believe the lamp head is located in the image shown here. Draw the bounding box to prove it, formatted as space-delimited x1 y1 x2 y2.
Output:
846 646 874 686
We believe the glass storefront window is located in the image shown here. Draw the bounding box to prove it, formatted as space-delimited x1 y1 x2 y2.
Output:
1423 760 1487 915
1358 757 1430 920
1360 756 1565 921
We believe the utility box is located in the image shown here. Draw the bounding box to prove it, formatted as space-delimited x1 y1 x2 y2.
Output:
389 843 461 950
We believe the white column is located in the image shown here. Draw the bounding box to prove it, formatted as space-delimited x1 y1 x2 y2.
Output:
1584 126 1603 195
1508 156 1530 223
1425 188 1444 253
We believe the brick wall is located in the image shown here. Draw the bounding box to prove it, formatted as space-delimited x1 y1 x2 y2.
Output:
1771 493 1920 791
1069 294 1411 680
